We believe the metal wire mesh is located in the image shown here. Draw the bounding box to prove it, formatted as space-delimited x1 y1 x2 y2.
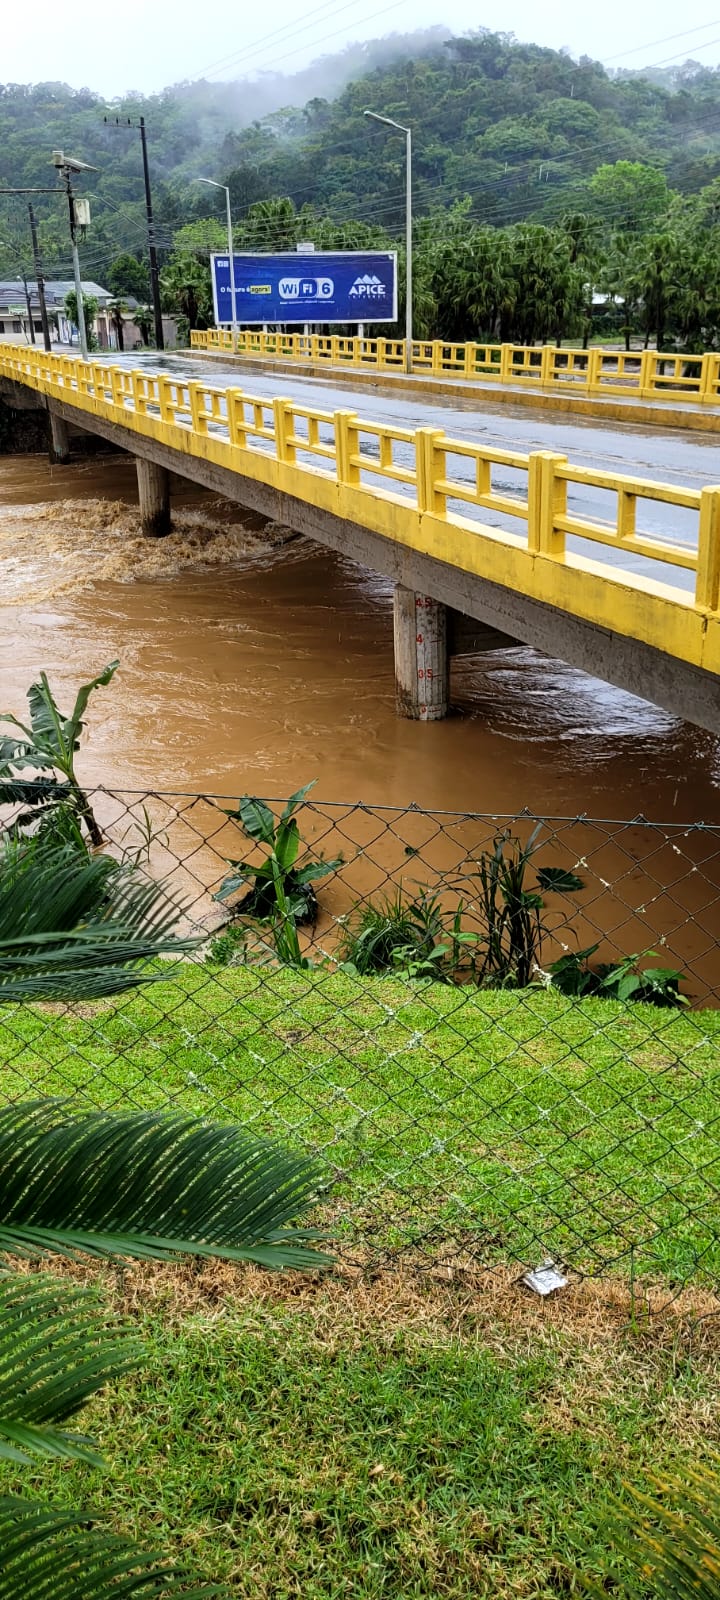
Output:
3 786 720 1291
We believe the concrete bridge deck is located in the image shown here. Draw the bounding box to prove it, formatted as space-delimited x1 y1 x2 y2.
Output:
2 343 719 734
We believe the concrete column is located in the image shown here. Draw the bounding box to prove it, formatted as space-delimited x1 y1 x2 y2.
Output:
136 455 171 537
393 585 448 720
48 408 71 464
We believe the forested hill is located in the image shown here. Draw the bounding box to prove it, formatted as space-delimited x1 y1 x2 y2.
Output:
216 33 720 230
2 28 720 283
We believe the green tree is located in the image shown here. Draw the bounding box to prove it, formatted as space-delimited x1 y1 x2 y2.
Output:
585 161 673 236
63 289 99 351
107 251 150 300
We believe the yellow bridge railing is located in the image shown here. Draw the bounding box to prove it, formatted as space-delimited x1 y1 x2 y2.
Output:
2 343 720 679
189 327 720 406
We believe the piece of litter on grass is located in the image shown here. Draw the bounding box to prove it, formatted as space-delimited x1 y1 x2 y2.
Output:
520 1258 569 1297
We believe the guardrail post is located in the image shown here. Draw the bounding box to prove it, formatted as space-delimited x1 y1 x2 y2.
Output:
157 377 175 424
415 427 446 516
273 397 296 463
527 450 567 556
700 353 719 402
226 389 246 449
696 485 720 610
188 381 208 435
131 369 148 416
464 342 477 378
110 369 125 410
335 411 361 486
538 345 553 387
586 347 602 393
500 343 513 383
639 349 653 396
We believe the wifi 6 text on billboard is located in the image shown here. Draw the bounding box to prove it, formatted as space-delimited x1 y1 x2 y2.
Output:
210 250 398 326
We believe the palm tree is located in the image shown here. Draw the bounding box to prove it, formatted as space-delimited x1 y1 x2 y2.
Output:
108 297 126 352
134 304 154 347
587 1464 720 1599
0 829 328 1595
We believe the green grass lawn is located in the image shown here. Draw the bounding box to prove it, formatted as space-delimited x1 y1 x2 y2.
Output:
3 1262 719 1599
2 966 719 1281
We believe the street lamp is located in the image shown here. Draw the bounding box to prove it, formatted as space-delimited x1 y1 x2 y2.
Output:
364 110 412 372
197 178 237 336
52 150 97 361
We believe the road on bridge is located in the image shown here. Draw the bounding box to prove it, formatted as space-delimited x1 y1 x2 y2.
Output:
118 351 718 597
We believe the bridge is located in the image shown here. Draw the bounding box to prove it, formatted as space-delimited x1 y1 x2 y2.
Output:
2 341 720 734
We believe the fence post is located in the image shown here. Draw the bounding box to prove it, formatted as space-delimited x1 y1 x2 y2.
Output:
273 397 296 464
415 427 446 516
527 450 567 556
464 342 477 378
696 485 720 610
500 343 513 383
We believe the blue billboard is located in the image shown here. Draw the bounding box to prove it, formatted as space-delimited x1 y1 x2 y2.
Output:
210 250 397 326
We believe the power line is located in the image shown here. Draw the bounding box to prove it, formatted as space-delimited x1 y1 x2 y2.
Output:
604 20 720 64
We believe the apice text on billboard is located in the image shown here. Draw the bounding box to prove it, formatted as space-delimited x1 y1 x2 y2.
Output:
211 251 398 326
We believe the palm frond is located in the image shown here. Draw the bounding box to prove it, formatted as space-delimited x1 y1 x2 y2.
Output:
0 845 197 1001
586 1464 720 1599
0 1103 329 1268
0 1498 221 1598
0 1279 135 1466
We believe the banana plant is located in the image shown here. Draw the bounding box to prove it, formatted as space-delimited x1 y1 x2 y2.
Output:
0 662 118 846
218 783 342 927
0 827 330 1597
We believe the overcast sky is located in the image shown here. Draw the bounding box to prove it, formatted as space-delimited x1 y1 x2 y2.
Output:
7 0 720 96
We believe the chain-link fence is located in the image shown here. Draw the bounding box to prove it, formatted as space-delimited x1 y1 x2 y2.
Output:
3 786 720 1292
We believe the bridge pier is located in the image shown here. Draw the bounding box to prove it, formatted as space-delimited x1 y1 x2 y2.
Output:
136 456 171 537
48 408 71 464
393 586 449 720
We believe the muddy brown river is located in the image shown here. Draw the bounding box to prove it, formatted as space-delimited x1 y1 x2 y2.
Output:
1 450 718 821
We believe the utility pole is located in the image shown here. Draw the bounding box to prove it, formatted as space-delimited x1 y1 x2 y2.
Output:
139 118 164 350
28 203 52 351
19 272 35 344
104 115 164 349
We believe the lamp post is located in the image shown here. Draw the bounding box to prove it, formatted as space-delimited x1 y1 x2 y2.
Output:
364 110 413 372
52 151 97 361
197 178 237 336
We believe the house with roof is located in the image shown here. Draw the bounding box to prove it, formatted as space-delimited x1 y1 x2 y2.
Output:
0 279 114 345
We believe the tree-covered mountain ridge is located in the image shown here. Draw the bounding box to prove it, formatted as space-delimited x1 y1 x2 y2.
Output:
4 28 720 349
